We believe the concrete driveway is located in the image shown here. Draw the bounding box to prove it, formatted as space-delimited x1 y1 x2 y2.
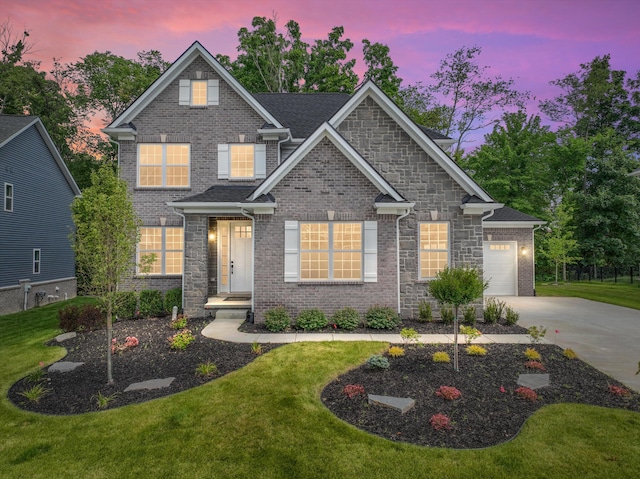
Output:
503 296 640 392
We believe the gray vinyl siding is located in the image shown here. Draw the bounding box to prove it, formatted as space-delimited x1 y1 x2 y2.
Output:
0 124 76 287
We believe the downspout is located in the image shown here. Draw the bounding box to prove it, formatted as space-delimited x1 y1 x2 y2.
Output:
276 131 292 166
532 224 544 296
240 208 255 316
109 138 121 170
171 208 187 311
396 209 411 314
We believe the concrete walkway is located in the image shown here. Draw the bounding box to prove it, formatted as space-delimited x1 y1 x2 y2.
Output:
503 296 640 392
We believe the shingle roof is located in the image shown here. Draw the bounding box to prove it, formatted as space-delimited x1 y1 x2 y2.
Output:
0 115 36 145
174 185 274 204
485 206 544 223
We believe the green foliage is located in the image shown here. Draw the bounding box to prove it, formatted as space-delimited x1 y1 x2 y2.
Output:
400 328 419 345
168 329 195 350
296 308 328 331
26 367 45 383
387 346 405 358
92 391 119 409
483 297 505 324
465 345 487 356
114 291 138 320
563 348 578 360
504 306 520 325
439 305 454 325
303 26 358 93
139 290 164 317
432 351 451 363
195 361 218 377
417 301 433 323
58 303 105 332
461 306 477 326
19 383 51 403
365 305 400 330
527 326 547 344
524 348 542 361
366 354 390 370
57 304 81 332
164 288 182 314
428 266 487 312
170 315 188 330
362 39 402 99
264 306 291 332
251 342 263 355
459 325 482 344
331 307 361 330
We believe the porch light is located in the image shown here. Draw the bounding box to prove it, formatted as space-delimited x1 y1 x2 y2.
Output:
209 233 215 242
521 246 528 256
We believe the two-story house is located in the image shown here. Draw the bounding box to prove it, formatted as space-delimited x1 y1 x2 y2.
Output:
0 115 80 315
104 42 543 321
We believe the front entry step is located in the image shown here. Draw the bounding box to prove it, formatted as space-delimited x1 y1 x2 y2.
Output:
205 296 251 310
215 309 249 320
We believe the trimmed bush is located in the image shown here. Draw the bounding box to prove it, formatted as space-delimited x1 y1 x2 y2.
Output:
365 305 400 330
563 348 578 359
466 344 487 356
296 309 327 331
264 306 291 332
59 304 106 332
524 347 541 361
417 301 433 323
504 306 520 325
114 291 137 320
139 289 164 317
483 297 505 324
332 307 361 330
432 351 451 363
461 306 477 326
388 346 405 358
164 287 182 313
440 305 454 325
366 354 390 370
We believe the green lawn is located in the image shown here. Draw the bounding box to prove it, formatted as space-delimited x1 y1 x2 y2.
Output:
1 299 639 478
537 281 640 310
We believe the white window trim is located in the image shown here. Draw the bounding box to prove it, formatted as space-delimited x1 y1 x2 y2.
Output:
4 183 13 212
137 144 191 188
418 221 450 280
179 79 219 106
218 143 266 180
284 220 377 283
33 248 41 275
137 227 184 276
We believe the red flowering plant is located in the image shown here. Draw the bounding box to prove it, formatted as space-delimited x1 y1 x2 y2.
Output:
515 386 538 401
111 336 139 354
343 384 366 399
608 384 632 398
430 413 452 431
524 360 546 371
435 385 462 401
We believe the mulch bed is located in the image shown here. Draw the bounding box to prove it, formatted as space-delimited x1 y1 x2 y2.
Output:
8 317 640 450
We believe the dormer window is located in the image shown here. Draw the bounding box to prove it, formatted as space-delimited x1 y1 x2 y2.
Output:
179 79 219 106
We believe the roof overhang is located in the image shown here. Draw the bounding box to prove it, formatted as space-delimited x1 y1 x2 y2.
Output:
374 202 415 215
167 201 276 215
101 126 137 141
257 127 291 141
460 202 504 215
483 220 547 229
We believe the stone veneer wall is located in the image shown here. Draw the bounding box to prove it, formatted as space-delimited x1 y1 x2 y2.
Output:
336 97 484 318
483 228 536 296
252 138 397 323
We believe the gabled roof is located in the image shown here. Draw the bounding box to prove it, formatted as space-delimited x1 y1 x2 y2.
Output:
0 115 81 196
329 81 496 204
483 206 545 228
249 122 410 207
103 41 283 134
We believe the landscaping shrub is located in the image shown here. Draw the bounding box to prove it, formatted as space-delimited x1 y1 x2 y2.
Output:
60 304 106 332
524 348 541 361
432 351 451 363
461 305 477 326
483 297 505 324
114 291 138 320
168 329 195 350
459 325 482 344
296 308 328 331
504 306 520 325
563 348 578 359
524 360 546 371
400 327 419 344
264 306 291 332
139 289 164 317
331 307 361 330
417 301 433 323
170 314 188 330
387 346 405 358
365 305 400 330
466 345 487 356
527 325 547 344
164 287 182 313
608 384 632 398
366 354 390 370
430 413 452 430
439 305 454 325
343 384 366 399
58 304 81 332
515 386 538 401
435 385 462 400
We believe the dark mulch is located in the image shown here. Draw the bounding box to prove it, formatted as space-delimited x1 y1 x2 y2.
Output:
8 316 279 415
321 343 640 449
239 317 528 335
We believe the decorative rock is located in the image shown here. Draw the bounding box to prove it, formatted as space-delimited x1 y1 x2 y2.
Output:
54 332 77 342
48 361 84 373
517 374 550 390
368 394 415 414
124 377 175 392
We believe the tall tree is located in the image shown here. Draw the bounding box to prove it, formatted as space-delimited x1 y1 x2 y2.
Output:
361 39 402 99
397 82 451 132
428 46 530 156
540 201 581 284
71 165 153 384
303 26 358 93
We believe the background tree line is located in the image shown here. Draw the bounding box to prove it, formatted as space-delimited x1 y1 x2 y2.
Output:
2 16 639 280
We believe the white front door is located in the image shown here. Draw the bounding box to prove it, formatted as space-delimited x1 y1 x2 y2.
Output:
484 241 518 296
218 221 253 294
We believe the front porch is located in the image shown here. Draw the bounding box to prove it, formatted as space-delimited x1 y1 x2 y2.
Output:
204 294 252 310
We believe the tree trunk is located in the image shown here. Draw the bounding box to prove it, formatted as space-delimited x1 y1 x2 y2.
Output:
106 304 113 384
554 260 559 285
453 306 459 372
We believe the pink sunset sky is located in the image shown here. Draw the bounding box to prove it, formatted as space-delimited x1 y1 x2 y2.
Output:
4 0 640 147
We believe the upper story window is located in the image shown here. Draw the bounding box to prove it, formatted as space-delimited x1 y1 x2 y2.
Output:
300 222 362 281
4 183 13 211
179 79 219 106
419 222 449 279
138 144 190 188
137 227 184 275
33 249 41 274
218 143 267 180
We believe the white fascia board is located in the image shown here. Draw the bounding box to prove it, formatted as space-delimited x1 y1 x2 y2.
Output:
460 202 504 215
375 202 415 215
329 82 493 202
249 123 404 202
483 220 546 229
101 127 137 141
257 127 290 141
105 42 282 131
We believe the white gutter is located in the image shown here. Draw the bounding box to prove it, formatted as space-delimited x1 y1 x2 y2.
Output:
277 130 292 165
396 209 411 314
109 138 121 170
240 208 255 315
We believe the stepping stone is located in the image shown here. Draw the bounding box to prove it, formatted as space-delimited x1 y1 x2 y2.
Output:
368 394 415 414
124 377 175 392
517 374 550 390
48 361 84 373
54 332 77 342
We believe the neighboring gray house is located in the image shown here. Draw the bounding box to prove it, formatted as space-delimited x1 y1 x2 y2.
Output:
104 41 540 321
0 116 80 315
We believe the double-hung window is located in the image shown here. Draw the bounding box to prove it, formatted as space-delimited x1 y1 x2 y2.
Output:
137 227 184 275
179 79 219 106
300 223 362 281
138 144 190 188
4 183 13 211
217 143 267 180
33 249 41 274
419 222 449 279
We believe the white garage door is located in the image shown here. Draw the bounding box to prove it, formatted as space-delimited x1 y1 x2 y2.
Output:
484 241 517 296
